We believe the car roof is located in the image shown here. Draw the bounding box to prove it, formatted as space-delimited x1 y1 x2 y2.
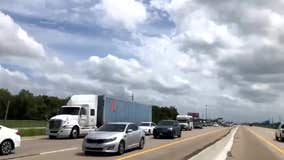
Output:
106 122 134 125
160 120 176 122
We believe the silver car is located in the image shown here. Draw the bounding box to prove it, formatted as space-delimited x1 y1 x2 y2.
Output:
82 122 145 155
275 123 284 141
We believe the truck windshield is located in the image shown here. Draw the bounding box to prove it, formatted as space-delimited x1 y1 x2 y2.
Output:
140 123 150 126
158 121 174 126
59 107 80 115
177 120 188 123
97 124 126 132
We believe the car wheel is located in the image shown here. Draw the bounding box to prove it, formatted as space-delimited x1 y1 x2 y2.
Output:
0 140 13 155
275 134 278 141
178 131 181 138
153 132 159 139
49 135 56 139
84 151 92 155
138 138 145 149
117 141 125 155
70 127 79 139
171 131 175 139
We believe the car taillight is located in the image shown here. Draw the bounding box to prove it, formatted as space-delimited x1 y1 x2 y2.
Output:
16 131 21 136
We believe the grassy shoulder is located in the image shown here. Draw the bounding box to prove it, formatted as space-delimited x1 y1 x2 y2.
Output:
0 120 47 128
0 120 47 137
19 128 46 137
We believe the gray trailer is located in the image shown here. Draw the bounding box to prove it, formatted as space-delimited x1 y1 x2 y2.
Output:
97 95 152 127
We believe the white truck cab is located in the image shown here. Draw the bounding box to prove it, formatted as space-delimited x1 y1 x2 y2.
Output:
48 95 98 139
176 115 193 131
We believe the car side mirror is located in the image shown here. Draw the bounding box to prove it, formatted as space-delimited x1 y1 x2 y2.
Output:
127 129 133 133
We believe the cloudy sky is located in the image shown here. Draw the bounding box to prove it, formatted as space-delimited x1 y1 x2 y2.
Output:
0 0 284 122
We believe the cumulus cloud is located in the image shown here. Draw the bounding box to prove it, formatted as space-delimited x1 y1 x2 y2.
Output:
0 12 46 58
0 65 30 93
91 0 147 30
0 11 64 71
81 54 192 95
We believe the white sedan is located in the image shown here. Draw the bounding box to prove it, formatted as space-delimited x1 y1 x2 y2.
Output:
0 125 21 155
139 122 156 135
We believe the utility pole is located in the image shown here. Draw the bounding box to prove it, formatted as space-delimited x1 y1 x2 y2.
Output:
4 101 10 121
131 93 134 103
205 105 208 120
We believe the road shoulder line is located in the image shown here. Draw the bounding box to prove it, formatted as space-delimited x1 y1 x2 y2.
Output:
247 127 284 156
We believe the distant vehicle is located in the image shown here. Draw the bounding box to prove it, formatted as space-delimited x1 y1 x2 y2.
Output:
48 95 151 139
153 120 181 139
82 122 145 155
0 125 21 155
275 123 284 141
176 115 193 131
139 122 156 135
213 123 219 127
193 119 203 129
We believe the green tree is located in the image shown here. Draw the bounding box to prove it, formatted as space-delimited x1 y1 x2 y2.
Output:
152 105 179 123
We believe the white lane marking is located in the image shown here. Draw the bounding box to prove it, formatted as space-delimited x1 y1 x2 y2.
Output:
39 147 78 155
214 126 238 160
188 126 239 160
22 138 83 142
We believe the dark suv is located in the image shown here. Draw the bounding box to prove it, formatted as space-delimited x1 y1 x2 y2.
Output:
153 120 181 139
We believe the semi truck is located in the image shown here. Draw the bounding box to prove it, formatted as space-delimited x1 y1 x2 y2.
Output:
47 95 152 139
176 115 193 131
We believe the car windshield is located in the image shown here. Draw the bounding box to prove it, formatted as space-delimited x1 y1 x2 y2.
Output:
59 107 80 115
97 124 126 132
140 123 150 126
158 121 174 126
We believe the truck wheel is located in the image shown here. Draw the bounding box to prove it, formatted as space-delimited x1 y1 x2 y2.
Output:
138 138 145 149
0 140 13 155
275 134 278 141
117 141 125 155
70 127 79 139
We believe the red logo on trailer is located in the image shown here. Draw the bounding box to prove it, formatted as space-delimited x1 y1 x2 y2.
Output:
111 100 116 112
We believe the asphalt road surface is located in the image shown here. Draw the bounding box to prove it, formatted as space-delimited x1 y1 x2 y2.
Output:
0 127 230 160
229 126 284 160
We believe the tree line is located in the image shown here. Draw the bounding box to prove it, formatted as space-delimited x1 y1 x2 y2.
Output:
0 89 179 121
0 89 67 120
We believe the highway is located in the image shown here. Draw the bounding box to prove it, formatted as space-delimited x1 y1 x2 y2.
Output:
1 127 229 160
2 126 284 160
